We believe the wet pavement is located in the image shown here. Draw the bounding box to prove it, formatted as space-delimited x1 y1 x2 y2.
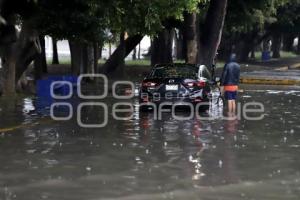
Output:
0 84 300 200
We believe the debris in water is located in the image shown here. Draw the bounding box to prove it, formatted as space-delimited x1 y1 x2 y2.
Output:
135 157 141 161
218 160 223 168
189 155 198 163
290 129 295 134
86 166 92 171
283 137 287 143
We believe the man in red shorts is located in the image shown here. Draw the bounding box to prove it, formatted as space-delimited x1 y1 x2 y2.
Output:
220 54 240 114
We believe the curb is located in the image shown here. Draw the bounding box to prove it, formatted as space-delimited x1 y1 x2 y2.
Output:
240 78 300 85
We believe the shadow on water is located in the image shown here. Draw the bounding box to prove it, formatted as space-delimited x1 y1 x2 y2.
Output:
0 86 300 199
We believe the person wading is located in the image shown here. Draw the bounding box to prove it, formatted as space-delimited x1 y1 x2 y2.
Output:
220 54 240 114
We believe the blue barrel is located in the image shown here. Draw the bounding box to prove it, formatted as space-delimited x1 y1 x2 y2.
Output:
37 75 78 98
261 51 271 61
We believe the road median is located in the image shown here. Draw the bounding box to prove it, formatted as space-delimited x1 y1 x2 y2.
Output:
240 69 300 85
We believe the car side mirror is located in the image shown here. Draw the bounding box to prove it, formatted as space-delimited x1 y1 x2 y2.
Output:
209 77 220 85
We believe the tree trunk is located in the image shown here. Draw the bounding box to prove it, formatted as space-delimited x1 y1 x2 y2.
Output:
182 30 188 62
93 42 99 73
52 38 59 64
86 44 94 75
82 44 88 74
173 33 178 60
108 42 112 57
138 42 141 60
150 39 158 66
218 35 235 61
69 41 84 75
250 48 255 59
0 22 40 96
238 41 252 62
119 32 126 67
198 0 228 68
14 29 41 87
175 29 184 60
69 43 94 76
237 32 258 62
272 32 282 58
1 45 16 96
297 34 300 55
34 36 48 80
98 41 103 59
282 34 295 52
184 13 198 64
101 35 143 74
151 29 173 66
132 47 137 60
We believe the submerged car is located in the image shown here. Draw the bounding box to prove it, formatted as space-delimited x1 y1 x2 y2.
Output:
139 63 220 111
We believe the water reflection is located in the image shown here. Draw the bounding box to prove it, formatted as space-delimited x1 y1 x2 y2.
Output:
120 105 241 187
22 98 35 115
0 88 300 200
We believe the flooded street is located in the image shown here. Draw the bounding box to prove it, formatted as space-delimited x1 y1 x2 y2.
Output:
0 85 300 200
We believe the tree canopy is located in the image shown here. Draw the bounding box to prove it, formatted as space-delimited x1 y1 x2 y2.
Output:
32 0 204 42
1 0 300 96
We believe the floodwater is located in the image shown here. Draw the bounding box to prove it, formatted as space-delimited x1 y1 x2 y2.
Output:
0 85 300 200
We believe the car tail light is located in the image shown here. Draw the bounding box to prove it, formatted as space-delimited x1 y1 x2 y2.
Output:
196 80 206 87
193 97 203 102
142 81 157 87
186 82 194 87
185 81 206 88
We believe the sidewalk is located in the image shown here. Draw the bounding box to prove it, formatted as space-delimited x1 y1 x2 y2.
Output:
223 57 300 85
240 70 300 85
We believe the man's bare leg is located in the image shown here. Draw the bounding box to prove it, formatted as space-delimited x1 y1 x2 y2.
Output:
227 100 237 119
228 100 234 113
232 100 236 113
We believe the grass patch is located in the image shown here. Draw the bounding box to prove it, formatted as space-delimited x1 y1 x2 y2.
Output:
47 56 71 65
125 59 225 68
46 57 226 69
47 57 150 66
253 51 298 60
125 59 150 66
47 56 280 70
280 51 298 58
216 61 225 68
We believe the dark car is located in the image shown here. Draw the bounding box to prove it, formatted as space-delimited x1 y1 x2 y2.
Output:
139 64 219 111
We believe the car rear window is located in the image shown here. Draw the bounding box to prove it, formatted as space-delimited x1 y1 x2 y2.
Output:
149 66 198 79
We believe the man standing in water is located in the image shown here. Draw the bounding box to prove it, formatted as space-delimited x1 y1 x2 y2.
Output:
220 54 240 114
